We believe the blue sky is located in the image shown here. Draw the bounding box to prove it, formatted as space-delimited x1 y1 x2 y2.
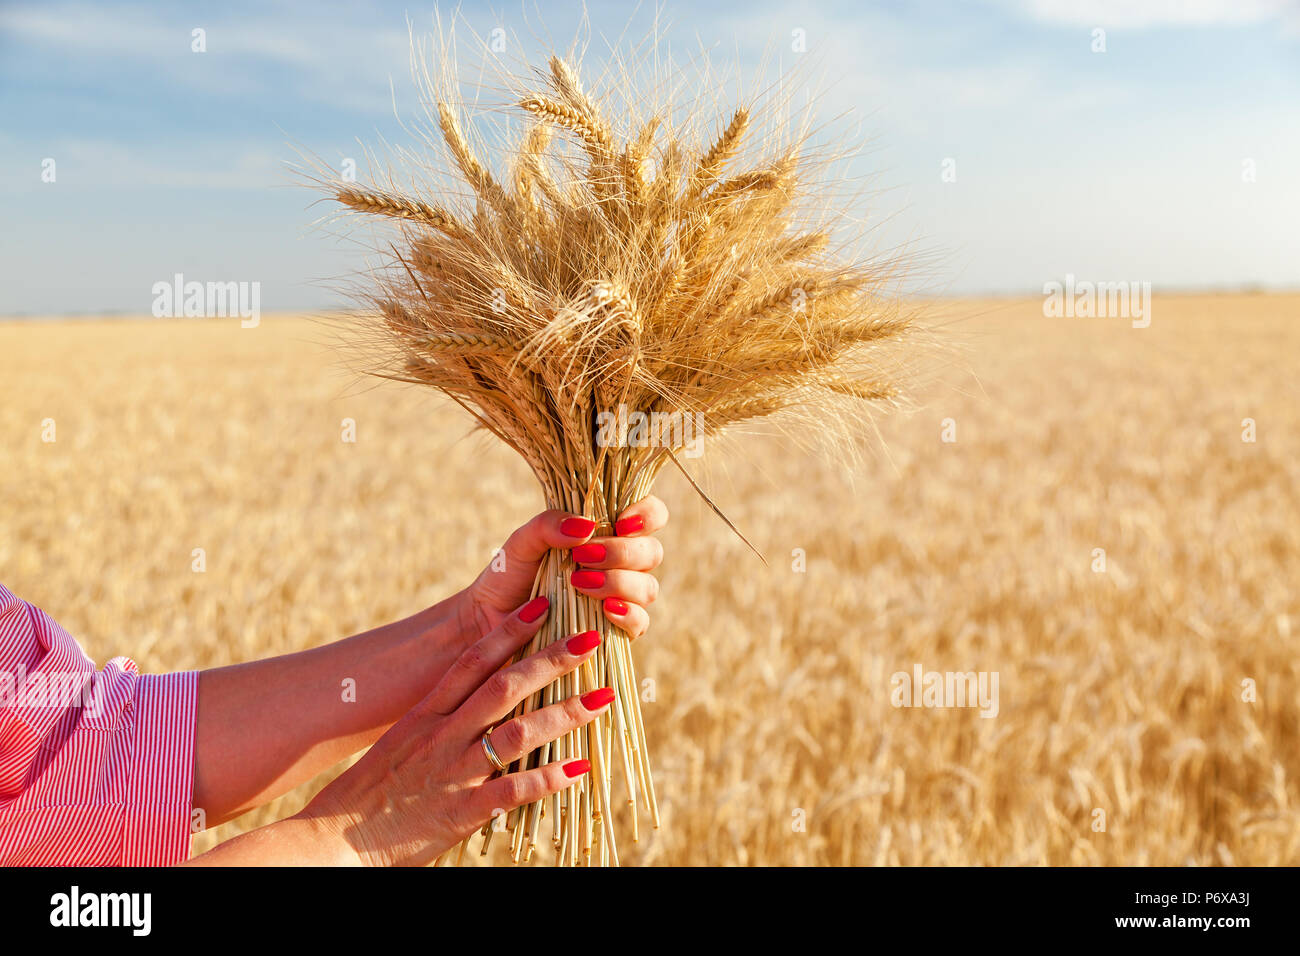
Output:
1 0 1297 314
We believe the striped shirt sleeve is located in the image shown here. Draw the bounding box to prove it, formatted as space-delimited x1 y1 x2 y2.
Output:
0 582 197 866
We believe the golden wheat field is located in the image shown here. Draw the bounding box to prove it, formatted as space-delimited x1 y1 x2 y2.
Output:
1 293 1297 865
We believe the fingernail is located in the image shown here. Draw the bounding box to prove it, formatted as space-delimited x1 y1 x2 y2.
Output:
572 542 606 564
519 596 550 623
604 597 629 616
564 759 591 778
560 516 596 538
566 630 601 655
571 569 605 590
580 687 615 711
615 515 645 536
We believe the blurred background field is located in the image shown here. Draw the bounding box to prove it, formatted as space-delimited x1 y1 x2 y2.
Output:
2 293 1297 865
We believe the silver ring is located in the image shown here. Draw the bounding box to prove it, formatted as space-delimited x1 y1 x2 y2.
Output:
480 730 507 773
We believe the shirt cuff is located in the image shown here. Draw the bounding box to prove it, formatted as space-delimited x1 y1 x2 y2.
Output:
119 670 198 866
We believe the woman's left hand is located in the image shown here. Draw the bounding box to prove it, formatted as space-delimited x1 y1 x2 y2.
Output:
458 495 668 643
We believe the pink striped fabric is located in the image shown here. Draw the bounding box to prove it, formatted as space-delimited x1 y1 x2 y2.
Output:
0 582 196 865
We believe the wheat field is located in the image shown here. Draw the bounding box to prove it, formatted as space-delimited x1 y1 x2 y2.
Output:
1 293 1297 865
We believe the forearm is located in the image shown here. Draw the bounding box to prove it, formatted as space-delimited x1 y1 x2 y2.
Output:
181 812 355 866
192 592 472 825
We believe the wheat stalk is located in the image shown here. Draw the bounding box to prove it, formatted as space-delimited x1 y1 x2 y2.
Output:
520 96 614 159
324 37 918 867
688 107 749 197
335 185 463 236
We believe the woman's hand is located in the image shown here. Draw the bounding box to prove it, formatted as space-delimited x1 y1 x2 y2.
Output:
187 497 667 835
287 597 609 867
458 495 669 643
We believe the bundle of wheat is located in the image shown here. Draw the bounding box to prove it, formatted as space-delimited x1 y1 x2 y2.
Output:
324 34 916 866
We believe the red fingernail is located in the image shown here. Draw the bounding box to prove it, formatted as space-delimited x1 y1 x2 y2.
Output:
571 569 605 590
566 630 601 654
564 759 591 778
519 596 550 623
572 542 606 564
615 515 645 536
560 516 596 538
604 597 629 616
580 687 615 711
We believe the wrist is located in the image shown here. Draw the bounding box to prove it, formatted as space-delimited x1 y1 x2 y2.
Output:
409 589 471 653
449 586 484 648
287 808 365 867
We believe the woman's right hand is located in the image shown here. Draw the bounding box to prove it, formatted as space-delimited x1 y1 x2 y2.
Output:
296 595 610 866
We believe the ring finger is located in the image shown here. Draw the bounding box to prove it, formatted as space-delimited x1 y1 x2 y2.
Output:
474 688 614 775
570 536 663 572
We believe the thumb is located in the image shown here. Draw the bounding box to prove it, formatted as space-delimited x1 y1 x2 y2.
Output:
497 510 596 569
